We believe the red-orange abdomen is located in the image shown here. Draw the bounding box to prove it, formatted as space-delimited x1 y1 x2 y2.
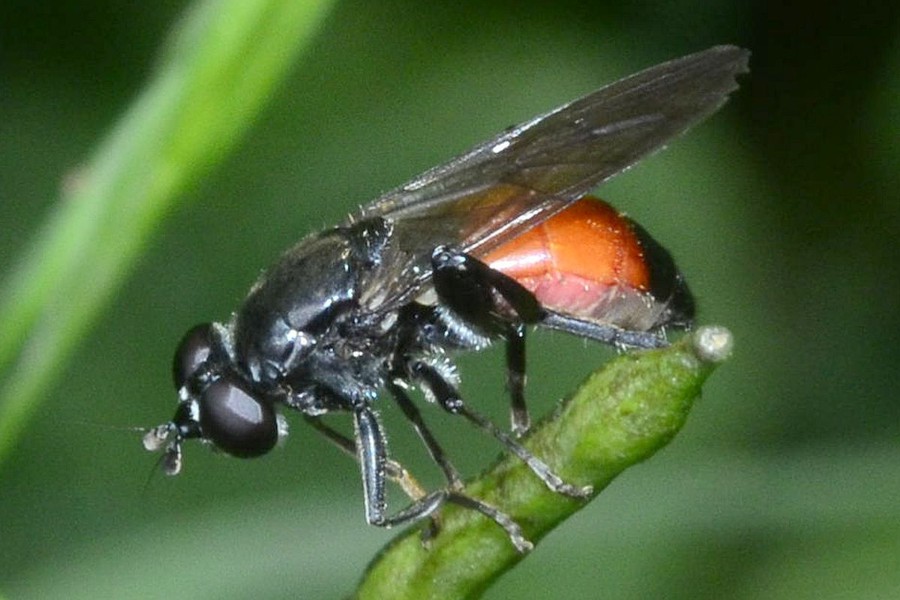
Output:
480 196 690 331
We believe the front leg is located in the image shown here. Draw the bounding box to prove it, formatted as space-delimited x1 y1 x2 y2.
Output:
351 405 532 552
409 359 592 500
352 406 391 525
304 415 430 502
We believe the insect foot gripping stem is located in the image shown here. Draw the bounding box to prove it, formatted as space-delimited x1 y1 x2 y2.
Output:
356 325 734 598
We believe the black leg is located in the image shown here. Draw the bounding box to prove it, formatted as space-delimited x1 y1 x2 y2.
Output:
446 491 532 552
387 381 464 489
351 406 532 552
303 414 356 456
304 415 428 502
410 360 592 499
353 406 391 525
541 310 670 349
431 246 544 436
505 322 530 436
431 245 543 332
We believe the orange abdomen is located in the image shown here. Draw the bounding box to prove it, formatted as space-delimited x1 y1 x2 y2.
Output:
480 196 681 331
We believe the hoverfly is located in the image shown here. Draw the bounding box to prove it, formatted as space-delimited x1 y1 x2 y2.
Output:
144 46 749 552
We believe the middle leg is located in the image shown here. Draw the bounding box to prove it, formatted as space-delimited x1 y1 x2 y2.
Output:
408 359 592 499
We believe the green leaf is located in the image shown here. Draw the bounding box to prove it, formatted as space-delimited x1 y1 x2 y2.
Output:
0 0 336 466
354 326 732 599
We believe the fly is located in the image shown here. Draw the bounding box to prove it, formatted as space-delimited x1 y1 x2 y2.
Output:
143 45 749 552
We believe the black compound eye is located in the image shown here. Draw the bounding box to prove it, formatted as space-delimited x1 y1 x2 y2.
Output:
199 379 278 458
173 323 215 391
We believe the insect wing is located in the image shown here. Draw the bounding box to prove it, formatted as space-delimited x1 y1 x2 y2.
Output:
353 45 749 311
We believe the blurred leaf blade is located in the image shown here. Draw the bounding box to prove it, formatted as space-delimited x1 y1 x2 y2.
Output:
355 327 732 599
0 0 337 465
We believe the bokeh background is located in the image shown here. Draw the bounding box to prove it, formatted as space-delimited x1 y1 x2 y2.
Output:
2 0 899 598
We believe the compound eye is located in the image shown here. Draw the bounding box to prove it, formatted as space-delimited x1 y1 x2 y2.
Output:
173 323 215 391
199 379 278 458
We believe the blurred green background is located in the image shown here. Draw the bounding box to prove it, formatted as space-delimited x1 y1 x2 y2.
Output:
1 0 898 598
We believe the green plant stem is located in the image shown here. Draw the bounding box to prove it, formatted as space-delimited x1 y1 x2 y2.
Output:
354 326 733 600
0 0 336 465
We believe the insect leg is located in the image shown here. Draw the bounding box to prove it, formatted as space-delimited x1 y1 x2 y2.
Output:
386 381 464 489
353 405 405 525
304 415 428 502
303 414 357 457
505 322 530 436
541 310 670 349
409 360 592 499
431 245 543 327
352 406 531 551
431 246 542 436
445 492 532 552
307 414 445 541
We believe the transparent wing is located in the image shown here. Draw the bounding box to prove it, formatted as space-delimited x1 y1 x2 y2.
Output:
352 45 749 311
